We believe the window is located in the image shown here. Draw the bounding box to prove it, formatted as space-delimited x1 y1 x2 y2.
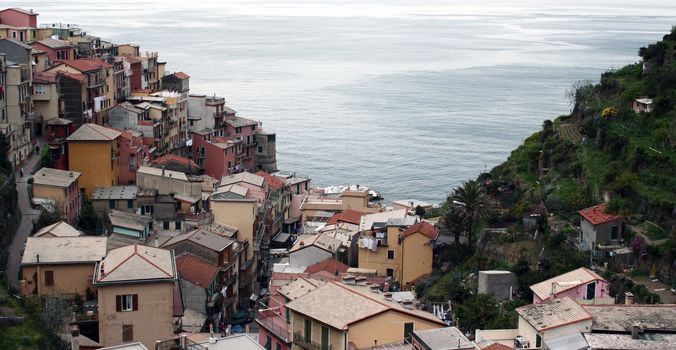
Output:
109 200 116 209
611 226 618 240
321 326 329 350
264 336 272 350
386 268 394 277
275 343 281 350
116 294 138 312
387 250 395 260
536 334 542 348
127 199 134 209
175 221 182 230
235 127 242 134
403 322 414 342
304 319 312 341
34 84 47 95
257 146 263 153
586 282 596 300
44 271 54 286
163 221 170 230
122 324 134 342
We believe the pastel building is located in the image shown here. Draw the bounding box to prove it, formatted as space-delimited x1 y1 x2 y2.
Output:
529 267 610 304
31 167 81 223
66 123 121 198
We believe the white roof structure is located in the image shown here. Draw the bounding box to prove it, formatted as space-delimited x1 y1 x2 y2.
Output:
137 166 188 181
33 221 83 237
32 167 81 188
516 297 592 332
359 209 408 231
22 236 107 265
94 245 176 284
219 172 265 188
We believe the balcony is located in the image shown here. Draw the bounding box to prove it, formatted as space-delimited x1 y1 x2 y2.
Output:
222 273 237 287
257 311 291 343
293 331 330 350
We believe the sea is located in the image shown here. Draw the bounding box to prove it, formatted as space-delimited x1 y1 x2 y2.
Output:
11 0 676 204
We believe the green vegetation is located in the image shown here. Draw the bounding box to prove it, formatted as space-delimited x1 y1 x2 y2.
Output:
419 27 676 335
0 131 19 269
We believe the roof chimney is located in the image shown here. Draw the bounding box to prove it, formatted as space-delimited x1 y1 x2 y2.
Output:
36 254 39 263
154 236 159 248
631 322 641 339
625 292 634 305
161 166 165 177
100 262 105 276
550 282 557 298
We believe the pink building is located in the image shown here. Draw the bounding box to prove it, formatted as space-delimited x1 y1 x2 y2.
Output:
117 130 148 185
0 8 38 28
31 38 75 62
530 267 610 304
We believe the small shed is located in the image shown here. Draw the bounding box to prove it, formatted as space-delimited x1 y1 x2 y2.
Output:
478 270 517 301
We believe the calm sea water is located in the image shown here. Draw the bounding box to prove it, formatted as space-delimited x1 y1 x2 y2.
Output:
12 0 676 203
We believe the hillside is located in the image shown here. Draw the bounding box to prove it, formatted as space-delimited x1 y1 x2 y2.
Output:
419 27 676 333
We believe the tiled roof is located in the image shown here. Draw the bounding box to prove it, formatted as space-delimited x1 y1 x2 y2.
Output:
411 327 474 350
0 37 31 50
359 209 408 231
176 254 218 287
33 221 83 238
515 296 592 332
36 38 73 49
162 227 235 252
57 71 85 82
46 118 74 126
173 72 190 80
33 71 57 83
286 281 445 330
53 58 112 72
400 221 439 240
255 170 285 190
22 236 107 265
327 209 366 225
290 234 342 254
95 245 176 284
154 154 198 169
579 203 623 226
67 123 121 141
108 210 150 231
582 304 676 332
224 116 258 128
32 167 80 188
137 165 188 181
483 343 514 350
305 258 349 276
211 184 249 200
530 267 606 301
219 172 265 188
278 277 325 301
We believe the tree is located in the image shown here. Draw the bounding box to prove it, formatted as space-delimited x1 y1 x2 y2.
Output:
77 199 101 234
443 204 464 244
0 131 12 174
452 180 489 249
455 293 508 334
34 203 61 232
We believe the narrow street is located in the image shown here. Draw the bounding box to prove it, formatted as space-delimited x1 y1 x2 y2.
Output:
6 141 42 290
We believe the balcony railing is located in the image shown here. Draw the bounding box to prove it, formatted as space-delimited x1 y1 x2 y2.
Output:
257 312 291 343
222 273 237 287
293 331 330 350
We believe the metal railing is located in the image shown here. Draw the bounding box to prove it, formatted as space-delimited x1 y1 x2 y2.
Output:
293 331 330 350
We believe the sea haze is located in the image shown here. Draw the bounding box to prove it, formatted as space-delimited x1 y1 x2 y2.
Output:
13 0 676 203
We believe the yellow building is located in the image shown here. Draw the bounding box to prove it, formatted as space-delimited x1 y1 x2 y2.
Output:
66 123 121 198
286 281 445 350
20 236 107 297
358 218 439 290
210 184 258 298
93 245 182 348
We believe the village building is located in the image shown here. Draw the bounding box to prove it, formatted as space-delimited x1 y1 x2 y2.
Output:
32 221 82 237
66 123 121 198
515 297 593 348
91 185 138 215
93 245 182 348
108 209 153 241
578 203 625 251
632 97 654 113
20 236 107 297
289 234 344 267
529 267 610 304
31 167 81 222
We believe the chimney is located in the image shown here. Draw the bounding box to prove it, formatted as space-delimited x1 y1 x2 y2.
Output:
36 254 39 263
154 236 159 248
625 292 634 305
550 282 557 298
69 172 73 177
161 166 165 177
631 322 641 339
100 262 105 276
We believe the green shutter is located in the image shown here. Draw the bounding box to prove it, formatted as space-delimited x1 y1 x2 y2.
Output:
304 319 312 341
321 326 329 350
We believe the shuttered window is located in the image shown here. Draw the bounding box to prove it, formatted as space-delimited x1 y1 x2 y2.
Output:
116 294 138 312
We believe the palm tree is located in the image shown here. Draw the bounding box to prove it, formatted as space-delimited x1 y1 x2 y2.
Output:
443 204 464 244
452 180 489 249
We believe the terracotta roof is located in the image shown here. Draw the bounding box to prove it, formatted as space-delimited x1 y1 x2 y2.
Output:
57 71 85 82
255 170 285 190
53 58 112 72
400 221 439 240
124 56 142 64
154 154 198 169
327 209 366 225
173 72 190 80
305 258 349 276
579 203 623 226
33 71 57 83
530 267 607 301
176 255 218 287
483 343 514 350
516 296 592 332
290 234 342 254
67 123 121 141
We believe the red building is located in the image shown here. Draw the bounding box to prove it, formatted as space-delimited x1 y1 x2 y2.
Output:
191 131 237 179
117 130 148 185
30 38 74 62
0 8 38 28
126 56 143 91
46 118 77 170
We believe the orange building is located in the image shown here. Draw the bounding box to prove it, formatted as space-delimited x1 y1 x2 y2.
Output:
66 123 121 198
